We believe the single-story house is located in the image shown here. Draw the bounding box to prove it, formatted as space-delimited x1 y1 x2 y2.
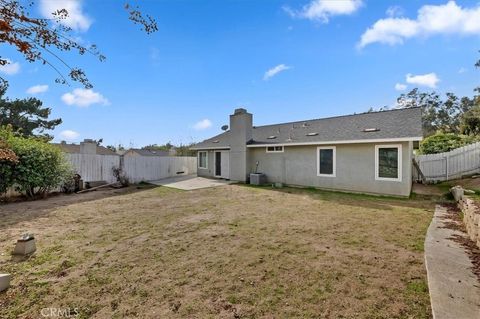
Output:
53 139 117 156
123 148 176 157
191 107 423 196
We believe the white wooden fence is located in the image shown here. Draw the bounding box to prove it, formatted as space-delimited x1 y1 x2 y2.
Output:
66 154 121 183
67 154 197 184
123 156 197 183
415 142 480 182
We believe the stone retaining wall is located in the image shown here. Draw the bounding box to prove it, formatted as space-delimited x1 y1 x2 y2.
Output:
457 196 480 249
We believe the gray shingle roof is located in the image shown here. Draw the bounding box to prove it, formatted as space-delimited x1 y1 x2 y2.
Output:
191 107 422 149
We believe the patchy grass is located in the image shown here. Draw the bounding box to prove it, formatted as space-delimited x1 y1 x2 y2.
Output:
0 185 433 318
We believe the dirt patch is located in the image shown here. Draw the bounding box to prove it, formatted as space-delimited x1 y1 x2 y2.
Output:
0 185 433 319
0 184 154 229
412 183 446 196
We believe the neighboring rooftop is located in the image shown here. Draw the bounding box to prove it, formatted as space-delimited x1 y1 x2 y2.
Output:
192 107 423 149
53 140 117 156
125 148 173 157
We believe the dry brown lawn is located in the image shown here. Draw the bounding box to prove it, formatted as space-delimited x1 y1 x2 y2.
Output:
0 184 434 318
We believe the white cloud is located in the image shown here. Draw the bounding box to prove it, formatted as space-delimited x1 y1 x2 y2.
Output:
61 88 109 107
193 119 212 130
39 0 92 32
284 0 363 23
405 73 440 88
263 64 291 80
458 67 467 74
0 59 20 75
395 83 407 91
26 84 49 94
59 130 80 141
386 5 404 18
359 1 480 48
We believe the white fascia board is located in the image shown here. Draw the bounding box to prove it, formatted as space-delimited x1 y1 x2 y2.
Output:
190 146 231 150
247 137 423 148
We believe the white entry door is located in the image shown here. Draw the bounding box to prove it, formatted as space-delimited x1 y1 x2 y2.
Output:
214 151 230 179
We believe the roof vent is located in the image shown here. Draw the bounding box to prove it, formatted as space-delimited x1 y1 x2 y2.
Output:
267 135 277 139
362 128 380 132
212 140 220 143
306 132 318 136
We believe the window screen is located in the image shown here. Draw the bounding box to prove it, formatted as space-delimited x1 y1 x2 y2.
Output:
319 148 334 175
378 148 398 178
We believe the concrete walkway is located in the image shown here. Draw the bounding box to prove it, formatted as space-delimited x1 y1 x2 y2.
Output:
149 175 233 190
425 205 480 319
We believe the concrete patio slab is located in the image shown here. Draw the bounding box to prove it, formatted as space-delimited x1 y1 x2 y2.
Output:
425 205 480 319
149 175 233 190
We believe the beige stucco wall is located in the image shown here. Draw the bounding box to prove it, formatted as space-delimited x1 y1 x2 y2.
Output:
247 141 413 196
197 150 215 178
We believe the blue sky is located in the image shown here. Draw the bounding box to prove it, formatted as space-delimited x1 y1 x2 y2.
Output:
1 0 479 147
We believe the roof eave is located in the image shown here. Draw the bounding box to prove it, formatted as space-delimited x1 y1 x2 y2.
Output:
247 136 423 148
190 146 231 150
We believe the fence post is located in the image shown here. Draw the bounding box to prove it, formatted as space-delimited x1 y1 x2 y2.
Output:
446 155 449 180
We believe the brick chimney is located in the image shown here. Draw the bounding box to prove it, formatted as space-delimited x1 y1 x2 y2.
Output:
229 108 252 182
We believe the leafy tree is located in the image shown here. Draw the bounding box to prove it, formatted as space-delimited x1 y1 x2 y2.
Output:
458 51 480 136
461 104 480 135
397 89 440 135
140 142 197 156
419 132 478 154
142 142 174 151
0 82 61 137
175 143 196 157
0 0 157 88
397 89 475 136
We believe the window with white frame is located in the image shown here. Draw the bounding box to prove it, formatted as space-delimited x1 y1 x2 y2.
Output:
375 144 402 182
317 146 336 177
266 146 284 153
198 151 208 169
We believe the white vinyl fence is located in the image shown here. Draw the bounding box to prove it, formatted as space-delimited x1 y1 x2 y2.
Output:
123 156 197 183
66 154 121 183
66 154 197 184
415 142 480 182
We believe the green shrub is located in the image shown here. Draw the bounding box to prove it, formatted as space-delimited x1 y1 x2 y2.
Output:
419 133 478 154
6 132 72 198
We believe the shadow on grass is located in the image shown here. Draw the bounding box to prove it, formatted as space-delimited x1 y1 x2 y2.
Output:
239 184 448 212
0 184 156 231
